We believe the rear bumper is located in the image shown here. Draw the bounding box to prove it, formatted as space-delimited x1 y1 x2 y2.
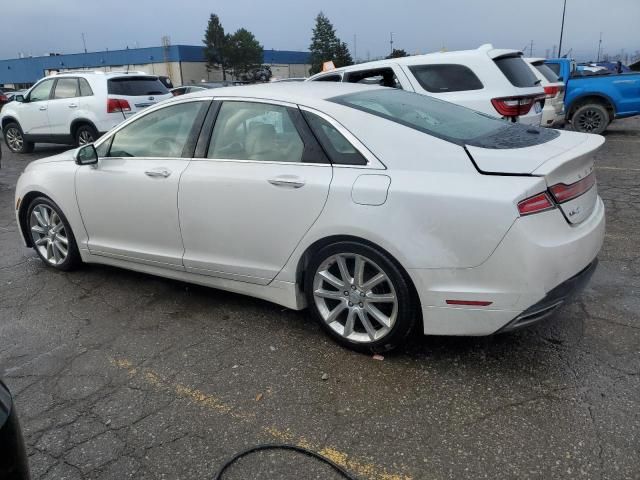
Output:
496 259 597 333
410 196 605 336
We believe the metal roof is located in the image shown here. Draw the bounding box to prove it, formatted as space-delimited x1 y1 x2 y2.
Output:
0 46 310 84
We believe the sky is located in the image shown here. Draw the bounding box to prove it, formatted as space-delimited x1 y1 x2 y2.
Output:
2 0 638 62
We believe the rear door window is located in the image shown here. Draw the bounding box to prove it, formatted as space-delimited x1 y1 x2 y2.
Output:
408 64 483 92
53 78 79 99
494 55 539 87
344 68 402 89
107 77 169 96
313 74 342 82
302 111 367 165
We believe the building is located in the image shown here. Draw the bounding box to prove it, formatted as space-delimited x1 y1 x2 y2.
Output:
0 45 311 88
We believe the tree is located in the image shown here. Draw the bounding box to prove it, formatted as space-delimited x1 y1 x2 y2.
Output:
386 48 408 59
226 28 264 79
203 14 229 80
309 12 353 75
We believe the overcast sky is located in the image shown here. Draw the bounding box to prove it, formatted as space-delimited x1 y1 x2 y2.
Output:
2 0 638 61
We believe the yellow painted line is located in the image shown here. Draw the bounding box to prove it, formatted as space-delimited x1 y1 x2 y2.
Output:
110 358 412 480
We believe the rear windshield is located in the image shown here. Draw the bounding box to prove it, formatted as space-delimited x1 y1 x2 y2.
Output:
330 88 559 148
546 63 561 76
494 55 539 87
534 63 560 82
107 77 168 96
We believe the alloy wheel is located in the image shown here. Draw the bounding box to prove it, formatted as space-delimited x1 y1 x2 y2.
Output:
29 204 69 265
6 127 23 152
312 253 398 343
78 130 94 145
576 109 603 132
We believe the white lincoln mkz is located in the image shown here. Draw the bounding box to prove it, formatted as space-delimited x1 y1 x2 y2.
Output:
14 83 605 352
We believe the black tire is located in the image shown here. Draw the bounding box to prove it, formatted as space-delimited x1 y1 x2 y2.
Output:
571 103 610 134
75 124 98 146
26 196 81 271
3 122 34 153
304 241 418 353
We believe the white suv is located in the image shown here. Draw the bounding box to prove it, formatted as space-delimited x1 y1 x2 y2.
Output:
307 44 545 125
525 58 565 127
1 72 172 153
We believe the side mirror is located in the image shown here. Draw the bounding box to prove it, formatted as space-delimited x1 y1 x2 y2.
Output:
14 95 24 103
75 144 98 165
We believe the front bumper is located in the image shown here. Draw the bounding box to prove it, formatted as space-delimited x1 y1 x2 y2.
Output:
496 259 598 333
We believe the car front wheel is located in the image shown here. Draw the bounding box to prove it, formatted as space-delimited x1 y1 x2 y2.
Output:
305 241 418 353
4 123 34 154
27 197 81 271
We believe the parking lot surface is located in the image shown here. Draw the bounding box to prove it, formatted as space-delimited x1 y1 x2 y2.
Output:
1 120 639 480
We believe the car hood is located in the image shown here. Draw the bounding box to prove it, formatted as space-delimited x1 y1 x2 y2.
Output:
25 149 77 171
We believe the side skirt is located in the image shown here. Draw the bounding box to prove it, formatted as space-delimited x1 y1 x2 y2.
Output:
79 249 306 310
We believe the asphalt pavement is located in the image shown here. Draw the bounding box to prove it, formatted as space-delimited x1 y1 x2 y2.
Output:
0 120 638 479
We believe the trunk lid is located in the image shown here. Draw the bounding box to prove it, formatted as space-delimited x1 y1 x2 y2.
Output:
467 130 604 224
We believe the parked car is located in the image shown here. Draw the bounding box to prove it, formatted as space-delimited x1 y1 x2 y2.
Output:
241 65 272 83
1 71 172 153
171 85 208 96
14 83 604 352
271 77 307 83
525 58 565 127
0 380 30 480
307 44 546 125
545 58 640 133
0 89 11 109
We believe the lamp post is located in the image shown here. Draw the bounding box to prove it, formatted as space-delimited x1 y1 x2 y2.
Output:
558 0 568 58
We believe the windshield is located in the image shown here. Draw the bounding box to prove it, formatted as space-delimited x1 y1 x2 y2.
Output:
330 88 506 144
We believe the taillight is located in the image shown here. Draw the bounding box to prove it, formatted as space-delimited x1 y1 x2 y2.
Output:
550 173 596 204
107 98 131 114
491 95 544 117
543 85 560 98
517 192 555 216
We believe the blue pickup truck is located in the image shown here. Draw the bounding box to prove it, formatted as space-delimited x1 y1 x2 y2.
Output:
545 58 640 134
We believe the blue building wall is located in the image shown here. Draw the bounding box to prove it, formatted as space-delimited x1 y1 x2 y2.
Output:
0 46 310 85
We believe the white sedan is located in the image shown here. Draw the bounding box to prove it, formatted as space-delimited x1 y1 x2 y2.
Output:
14 83 605 352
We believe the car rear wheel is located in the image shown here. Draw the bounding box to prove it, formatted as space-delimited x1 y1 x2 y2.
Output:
75 124 98 146
27 197 81 271
305 241 418 353
4 123 34 153
572 103 610 134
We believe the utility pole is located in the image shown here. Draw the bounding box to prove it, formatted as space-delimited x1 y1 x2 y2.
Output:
530 40 534 57
81 33 87 53
353 34 357 63
558 0 567 57
597 32 602 62
552 44 557 58
390 32 394 55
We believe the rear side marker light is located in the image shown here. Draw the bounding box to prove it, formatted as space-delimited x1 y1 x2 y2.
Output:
446 300 493 306
517 192 555 216
550 173 596 204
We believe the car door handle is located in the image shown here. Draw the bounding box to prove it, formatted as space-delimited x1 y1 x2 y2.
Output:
68 103 78 108
268 176 305 188
39 106 47 111
144 168 171 178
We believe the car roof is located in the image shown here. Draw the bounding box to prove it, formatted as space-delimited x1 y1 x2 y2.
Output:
181 82 383 107
51 71 158 79
309 44 522 77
